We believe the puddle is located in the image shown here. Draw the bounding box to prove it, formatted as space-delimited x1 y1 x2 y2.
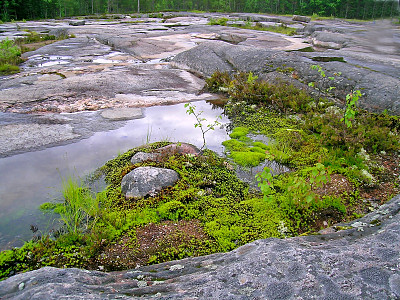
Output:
24 55 73 68
0 101 229 250
311 56 347 63
0 101 289 250
92 58 121 64
40 60 70 67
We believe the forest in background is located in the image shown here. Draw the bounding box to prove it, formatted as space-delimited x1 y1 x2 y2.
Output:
0 0 399 21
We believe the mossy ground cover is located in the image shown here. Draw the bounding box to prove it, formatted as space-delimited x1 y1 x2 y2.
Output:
1 70 400 281
209 70 400 226
0 142 288 279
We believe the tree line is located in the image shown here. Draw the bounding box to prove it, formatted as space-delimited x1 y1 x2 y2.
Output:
1 0 399 21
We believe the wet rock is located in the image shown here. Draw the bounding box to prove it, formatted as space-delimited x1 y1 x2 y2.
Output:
1 194 400 299
130 152 161 164
100 108 143 120
0 123 79 157
311 31 347 49
121 166 179 199
155 143 200 155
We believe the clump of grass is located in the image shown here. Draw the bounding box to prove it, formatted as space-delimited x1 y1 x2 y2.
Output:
0 31 73 75
229 21 297 36
0 38 23 75
0 63 19 75
208 17 228 26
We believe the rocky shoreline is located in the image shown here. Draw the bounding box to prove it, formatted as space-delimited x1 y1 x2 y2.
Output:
1 13 400 299
0 13 399 157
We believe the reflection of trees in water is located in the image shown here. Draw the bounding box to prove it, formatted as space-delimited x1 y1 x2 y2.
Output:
206 99 228 110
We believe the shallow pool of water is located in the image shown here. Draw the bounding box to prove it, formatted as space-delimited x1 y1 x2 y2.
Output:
0 101 229 250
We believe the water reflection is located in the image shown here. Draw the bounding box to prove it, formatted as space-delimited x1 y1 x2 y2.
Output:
0 100 289 250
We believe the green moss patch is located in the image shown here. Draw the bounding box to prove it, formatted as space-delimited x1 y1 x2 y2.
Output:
230 151 266 167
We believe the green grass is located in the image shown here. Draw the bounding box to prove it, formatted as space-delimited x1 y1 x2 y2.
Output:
0 31 72 75
0 38 23 75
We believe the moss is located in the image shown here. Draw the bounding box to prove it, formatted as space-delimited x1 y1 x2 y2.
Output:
335 225 353 231
230 127 250 140
230 151 266 167
222 139 248 152
253 142 268 149
249 146 266 154
157 201 187 220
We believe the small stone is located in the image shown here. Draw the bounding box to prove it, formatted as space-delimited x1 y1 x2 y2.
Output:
137 281 147 288
18 282 25 291
169 264 184 271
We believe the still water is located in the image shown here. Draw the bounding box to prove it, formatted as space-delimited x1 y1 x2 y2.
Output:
0 101 229 250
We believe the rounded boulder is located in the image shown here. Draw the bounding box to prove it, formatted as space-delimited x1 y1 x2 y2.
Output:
121 166 180 200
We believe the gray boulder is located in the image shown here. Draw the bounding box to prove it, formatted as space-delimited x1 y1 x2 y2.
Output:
69 20 85 26
121 166 179 199
311 31 348 49
130 152 161 164
292 15 311 23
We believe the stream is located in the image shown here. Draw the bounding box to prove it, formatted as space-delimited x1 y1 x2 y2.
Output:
0 101 229 251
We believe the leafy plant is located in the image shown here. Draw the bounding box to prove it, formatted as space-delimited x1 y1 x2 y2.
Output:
185 102 222 151
341 90 362 128
256 167 275 201
308 64 341 106
0 38 21 63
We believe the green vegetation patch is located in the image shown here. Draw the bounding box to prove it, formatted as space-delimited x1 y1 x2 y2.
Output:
0 142 292 280
0 31 72 76
230 151 266 167
0 38 23 75
208 70 400 233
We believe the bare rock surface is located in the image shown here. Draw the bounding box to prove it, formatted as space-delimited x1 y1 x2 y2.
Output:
2 13 398 157
121 166 180 200
1 194 400 299
172 19 400 113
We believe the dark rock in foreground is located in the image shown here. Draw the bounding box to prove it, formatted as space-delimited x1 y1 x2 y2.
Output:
1 195 400 299
121 166 180 199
